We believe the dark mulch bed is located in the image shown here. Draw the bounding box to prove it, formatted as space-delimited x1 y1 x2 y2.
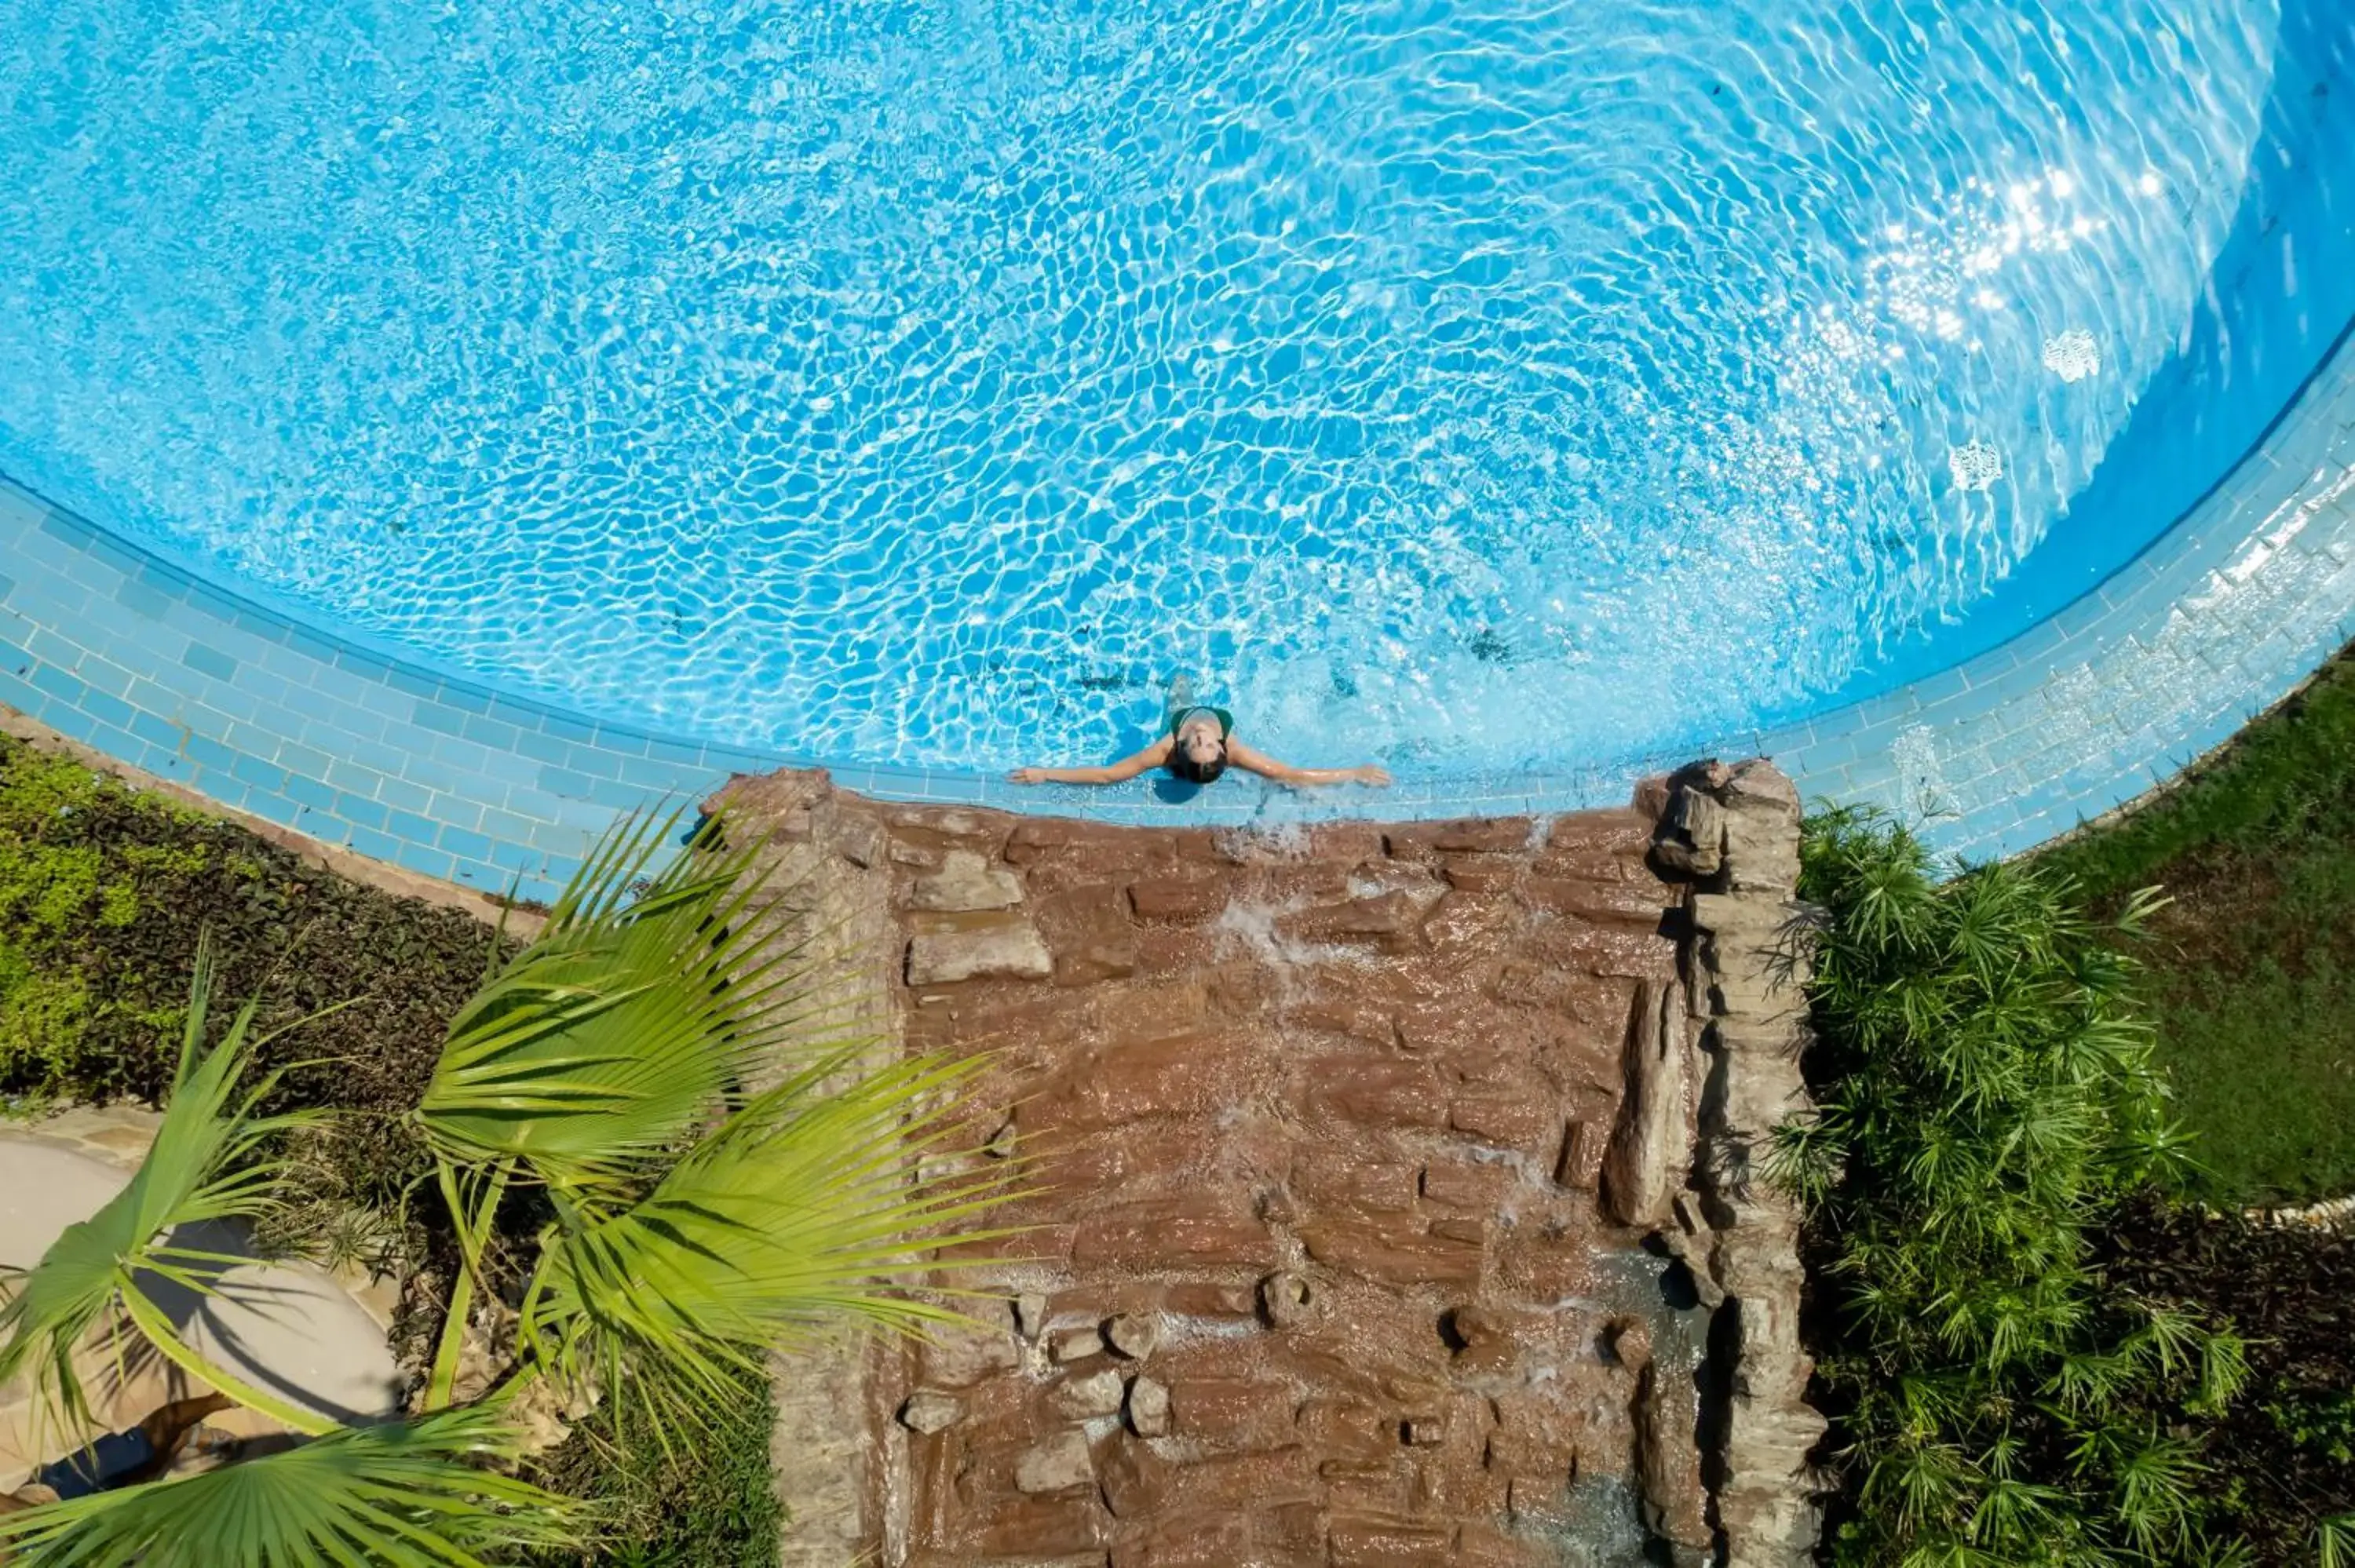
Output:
2102 1198 2355 1563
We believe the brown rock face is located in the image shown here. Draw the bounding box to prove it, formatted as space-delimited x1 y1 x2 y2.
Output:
1646 759 1829 1566
720 776 1695 1566
1601 979 1692 1228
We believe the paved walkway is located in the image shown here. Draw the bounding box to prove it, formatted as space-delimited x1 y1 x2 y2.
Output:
0 1110 404 1475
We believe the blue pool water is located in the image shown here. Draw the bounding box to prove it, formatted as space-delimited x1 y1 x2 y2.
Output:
2 0 2349 780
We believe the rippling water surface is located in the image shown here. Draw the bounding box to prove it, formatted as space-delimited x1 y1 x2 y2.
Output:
0 0 2292 774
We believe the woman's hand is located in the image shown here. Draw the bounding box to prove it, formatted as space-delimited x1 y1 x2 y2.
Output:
1353 765 1393 786
1008 767 1050 784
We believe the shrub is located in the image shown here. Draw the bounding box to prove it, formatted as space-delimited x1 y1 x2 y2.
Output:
0 734 504 1166
1777 807 2249 1566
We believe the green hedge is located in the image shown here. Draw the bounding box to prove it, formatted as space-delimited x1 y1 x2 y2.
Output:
0 735 506 1210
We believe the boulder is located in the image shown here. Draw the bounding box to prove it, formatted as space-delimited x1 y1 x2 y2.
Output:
906 921 1052 984
1601 980 1689 1227
1636 1358 1710 1565
916 1322 1019 1387
1554 1118 1606 1191
1104 1311 1163 1360
1127 1376 1171 1437
1258 1270 1316 1328
1651 787 1725 878
1049 1367 1126 1420
899 1390 964 1434
1013 1431 1096 1495
1718 768 1802 895
907 849 1024 911
1052 1326 1106 1363
1127 877 1226 921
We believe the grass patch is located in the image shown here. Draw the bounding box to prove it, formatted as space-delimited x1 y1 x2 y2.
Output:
528 1369 783 1568
2036 645 2355 1205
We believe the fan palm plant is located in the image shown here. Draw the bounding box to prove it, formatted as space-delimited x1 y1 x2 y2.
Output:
0 808 1017 1566
1776 807 2249 1566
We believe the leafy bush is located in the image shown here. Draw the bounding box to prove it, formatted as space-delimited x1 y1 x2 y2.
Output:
0 941 99 1092
0 734 506 1209
1778 808 2249 1566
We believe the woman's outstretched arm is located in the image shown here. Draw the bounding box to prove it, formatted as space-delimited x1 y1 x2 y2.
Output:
1225 739 1391 788
1010 735 1174 786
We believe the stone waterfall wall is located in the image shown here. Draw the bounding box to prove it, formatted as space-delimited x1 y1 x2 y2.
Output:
1646 760 1827 1567
704 764 1824 1568
691 768 908 1563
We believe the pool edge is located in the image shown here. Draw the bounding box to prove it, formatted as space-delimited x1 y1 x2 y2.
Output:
2 323 2351 889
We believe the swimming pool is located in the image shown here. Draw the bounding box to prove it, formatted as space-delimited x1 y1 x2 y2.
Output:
2 0 2350 787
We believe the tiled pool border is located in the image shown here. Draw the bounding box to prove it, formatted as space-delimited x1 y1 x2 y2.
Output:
1756 319 2355 864
4 326 2353 896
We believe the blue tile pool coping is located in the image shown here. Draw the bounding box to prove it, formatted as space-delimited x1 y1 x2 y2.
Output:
3 319 2353 894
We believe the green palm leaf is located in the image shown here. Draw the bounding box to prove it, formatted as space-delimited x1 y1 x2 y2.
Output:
0 946 325 1434
0 1406 582 1567
517 1049 1020 1428
415 808 843 1188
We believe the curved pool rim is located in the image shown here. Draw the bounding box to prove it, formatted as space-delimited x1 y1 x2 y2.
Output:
4 308 2354 903
4 0 2353 899
8 0 2355 788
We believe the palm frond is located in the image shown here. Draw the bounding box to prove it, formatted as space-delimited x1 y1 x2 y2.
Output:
0 946 324 1433
415 808 849 1189
0 1406 583 1567
517 1049 1024 1438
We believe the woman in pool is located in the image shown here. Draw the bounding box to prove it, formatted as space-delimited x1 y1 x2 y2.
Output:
1010 677 1391 789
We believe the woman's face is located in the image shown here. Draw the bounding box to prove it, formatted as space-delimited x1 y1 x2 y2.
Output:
1178 719 1224 768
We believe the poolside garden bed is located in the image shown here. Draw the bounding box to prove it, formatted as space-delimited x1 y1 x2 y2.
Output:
0 733 500 1225
1790 803 2355 1566
0 732 782 1566
2103 1199 2355 1565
